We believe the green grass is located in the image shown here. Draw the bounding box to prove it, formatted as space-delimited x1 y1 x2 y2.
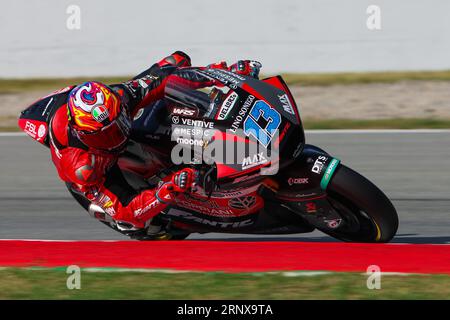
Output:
1 70 450 93
0 268 449 299
0 77 129 94
0 116 20 131
279 70 450 86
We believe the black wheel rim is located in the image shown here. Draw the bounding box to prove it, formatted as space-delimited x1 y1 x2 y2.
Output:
325 193 379 242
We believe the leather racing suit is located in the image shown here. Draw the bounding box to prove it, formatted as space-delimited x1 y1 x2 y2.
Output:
48 51 261 237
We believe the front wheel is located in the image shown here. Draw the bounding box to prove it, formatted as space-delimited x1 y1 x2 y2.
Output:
322 165 399 242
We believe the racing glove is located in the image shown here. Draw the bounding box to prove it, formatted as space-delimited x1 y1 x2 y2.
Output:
229 60 262 79
155 168 198 204
207 60 262 79
108 168 198 237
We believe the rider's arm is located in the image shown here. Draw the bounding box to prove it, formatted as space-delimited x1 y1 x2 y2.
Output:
112 52 261 118
67 153 197 232
112 51 192 117
89 167 196 233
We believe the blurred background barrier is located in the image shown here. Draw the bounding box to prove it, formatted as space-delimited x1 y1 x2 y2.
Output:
1 0 450 77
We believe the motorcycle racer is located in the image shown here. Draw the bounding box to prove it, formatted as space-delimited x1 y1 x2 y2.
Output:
48 51 262 239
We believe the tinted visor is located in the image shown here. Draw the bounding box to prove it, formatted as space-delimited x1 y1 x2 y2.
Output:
78 109 131 152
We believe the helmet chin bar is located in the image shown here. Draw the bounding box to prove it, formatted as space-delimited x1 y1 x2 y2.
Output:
104 136 130 154
72 113 131 153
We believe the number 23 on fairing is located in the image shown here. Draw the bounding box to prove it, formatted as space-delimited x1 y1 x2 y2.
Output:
243 100 281 147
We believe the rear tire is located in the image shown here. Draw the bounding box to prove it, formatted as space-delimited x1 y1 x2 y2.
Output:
322 165 399 243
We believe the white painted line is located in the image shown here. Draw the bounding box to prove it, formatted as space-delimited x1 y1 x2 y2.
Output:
0 266 429 276
81 268 197 274
81 269 335 276
280 271 332 277
0 132 25 137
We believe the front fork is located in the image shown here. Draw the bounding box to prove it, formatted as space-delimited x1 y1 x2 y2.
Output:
267 145 344 231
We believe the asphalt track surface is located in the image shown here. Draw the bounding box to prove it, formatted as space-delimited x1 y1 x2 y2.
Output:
1 131 449 243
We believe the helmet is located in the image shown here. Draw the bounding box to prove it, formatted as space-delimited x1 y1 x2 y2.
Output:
67 81 131 152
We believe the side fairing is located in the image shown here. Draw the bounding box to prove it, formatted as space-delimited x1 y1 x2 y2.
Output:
18 86 74 147
275 145 341 201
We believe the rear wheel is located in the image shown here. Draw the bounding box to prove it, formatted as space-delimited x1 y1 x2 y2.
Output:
321 165 398 242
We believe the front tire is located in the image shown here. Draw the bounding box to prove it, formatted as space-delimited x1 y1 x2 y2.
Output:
323 165 399 242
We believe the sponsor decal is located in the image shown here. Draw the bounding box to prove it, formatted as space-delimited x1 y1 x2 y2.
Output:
211 185 259 198
278 192 319 199
242 152 268 170
203 69 245 89
320 158 341 190
232 173 261 184
216 69 246 81
312 156 329 174
176 137 204 147
134 199 160 217
167 209 255 228
172 107 197 117
278 93 295 115
91 105 109 122
217 92 238 120
176 199 234 217
24 121 37 138
230 95 255 133
173 127 204 138
325 218 342 229
288 177 309 186
104 200 114 208
178 118 214 129
172 115 180 124
294 192 319 198
138 79 149 89
305 202 317 214
94 193 116 216
228 196 257 210
37 124 46 139
104 207 116 216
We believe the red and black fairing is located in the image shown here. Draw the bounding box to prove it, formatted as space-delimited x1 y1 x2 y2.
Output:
156 68 305 187
17 86 75 146
126 68 316 234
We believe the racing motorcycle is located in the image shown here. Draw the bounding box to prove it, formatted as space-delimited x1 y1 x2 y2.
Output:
18 68 398 242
